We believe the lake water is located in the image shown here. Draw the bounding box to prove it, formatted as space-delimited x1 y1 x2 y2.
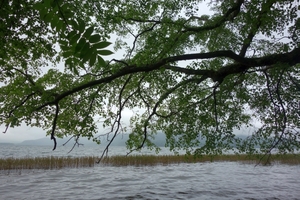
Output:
1 145 300 200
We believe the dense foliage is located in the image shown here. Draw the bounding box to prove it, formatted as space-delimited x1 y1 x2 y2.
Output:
1 0 300 158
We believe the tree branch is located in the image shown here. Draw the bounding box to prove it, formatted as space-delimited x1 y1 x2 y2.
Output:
2 92 36 133
213 84 219 132
239 0 275 56
183 0 244 33
126 22 159 59
35 48 300 111
97 75 134 163
51 103 59 150
127 76 208 154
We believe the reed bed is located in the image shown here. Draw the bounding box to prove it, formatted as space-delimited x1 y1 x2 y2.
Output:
1 154 299 171
0 156 96 171
101 154 300 166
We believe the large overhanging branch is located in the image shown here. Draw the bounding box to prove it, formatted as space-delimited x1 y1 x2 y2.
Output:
36 47 300 110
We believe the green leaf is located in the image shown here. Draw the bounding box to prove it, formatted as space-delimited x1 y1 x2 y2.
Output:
75 38 86 53
62 51 73 58
59 39 69 46
79 42 90 59
63 11 74 19
45 44 52 51
44 13 53 23
44 0 51 8
56 21 64 32
82 49 93 63
97 56 106 67
65 57 72 66
71 19 79 30
89 53 97 66
50 15 60 31
83 26 94 39
93 41 112 49
98 50 114 56
50 0 57 8
33 2 45 11
69 33 81 45
67 30 78 40
39 9 48 20
77 18 86 33
59 40 70 51
89 34 101 43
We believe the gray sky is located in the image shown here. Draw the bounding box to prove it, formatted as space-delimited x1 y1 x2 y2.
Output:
1 124 46 143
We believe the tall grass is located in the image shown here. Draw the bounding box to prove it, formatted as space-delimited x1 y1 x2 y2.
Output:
1 154 299 171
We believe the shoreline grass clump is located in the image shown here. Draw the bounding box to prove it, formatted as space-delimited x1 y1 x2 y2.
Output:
1 154 299 171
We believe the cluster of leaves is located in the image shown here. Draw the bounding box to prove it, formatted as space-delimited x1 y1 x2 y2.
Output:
1 0 300 160
33 0 113 74
0 0 55 80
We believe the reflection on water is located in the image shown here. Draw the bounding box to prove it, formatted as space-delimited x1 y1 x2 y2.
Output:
1 145 300 199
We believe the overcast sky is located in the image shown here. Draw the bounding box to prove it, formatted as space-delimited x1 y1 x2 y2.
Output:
0 106 136 143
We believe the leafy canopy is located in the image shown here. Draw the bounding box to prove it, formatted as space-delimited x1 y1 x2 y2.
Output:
1 0 300 159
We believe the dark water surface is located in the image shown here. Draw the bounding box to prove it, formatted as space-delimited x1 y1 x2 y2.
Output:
0 145 300 199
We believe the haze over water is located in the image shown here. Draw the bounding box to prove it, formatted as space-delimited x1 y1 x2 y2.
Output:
1 145 299 200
